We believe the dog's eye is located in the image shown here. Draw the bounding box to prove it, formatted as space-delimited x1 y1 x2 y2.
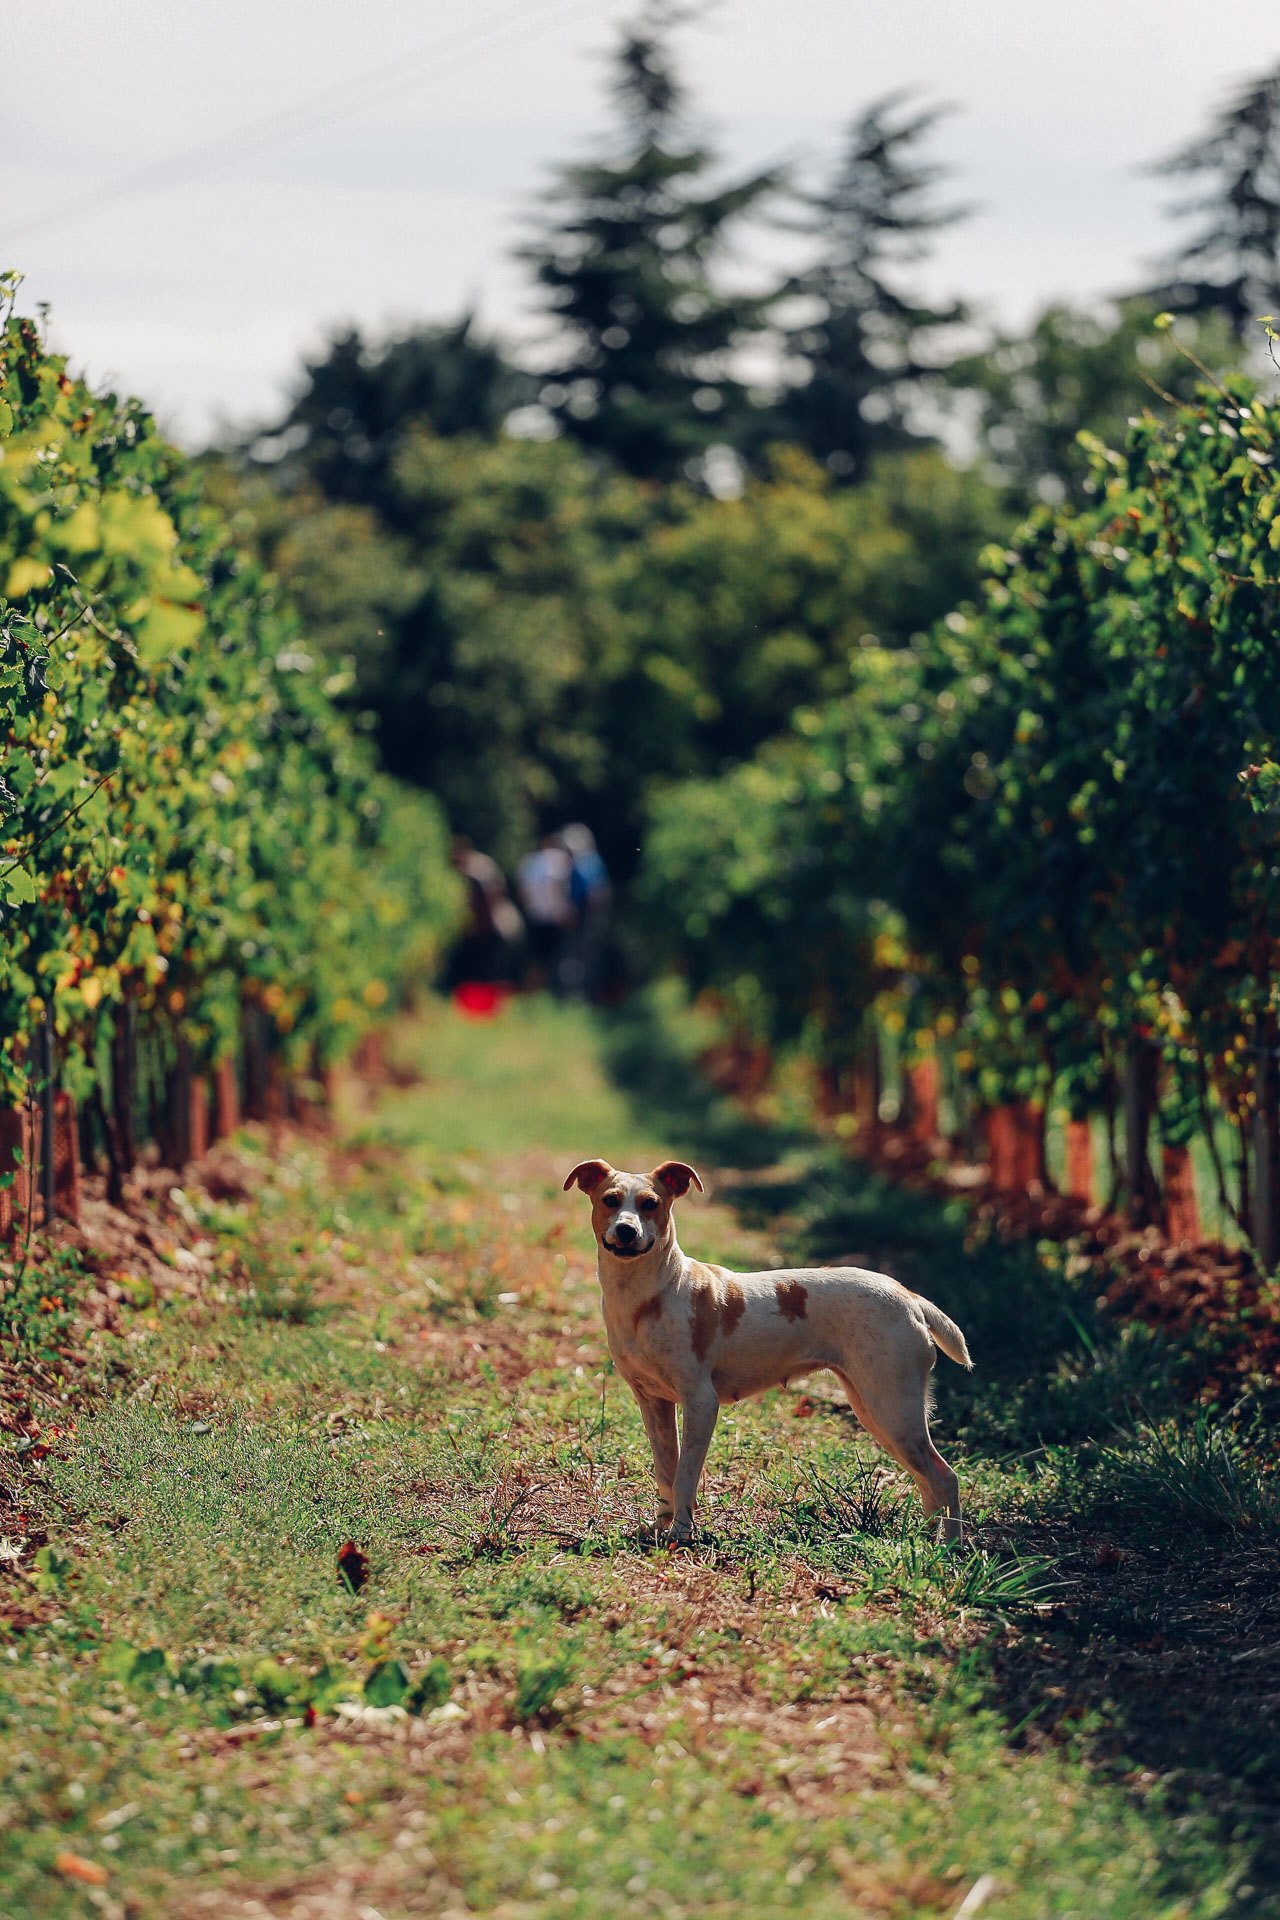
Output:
638 1196 658 1213
601 1193 621 1209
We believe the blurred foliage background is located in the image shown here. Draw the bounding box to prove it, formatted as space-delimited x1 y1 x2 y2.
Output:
12 5 1280 1239
208 10 1266 891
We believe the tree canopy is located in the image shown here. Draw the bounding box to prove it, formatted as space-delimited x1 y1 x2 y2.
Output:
246 316 532 518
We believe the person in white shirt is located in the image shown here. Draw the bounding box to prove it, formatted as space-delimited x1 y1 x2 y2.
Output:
516 836 574 989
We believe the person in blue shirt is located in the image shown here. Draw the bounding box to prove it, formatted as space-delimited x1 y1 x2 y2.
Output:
555 824 611 1000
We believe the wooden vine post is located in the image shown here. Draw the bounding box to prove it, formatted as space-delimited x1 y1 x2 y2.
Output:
38 1014 55 1224
214 1058 240 1138
1123 1041 1160 1226
0 1104 41 1238
984 1100 1046 1196
1162 1143 1199 1246
854 1031 882 1144
242 1002 270 1123
1254 1014 1280 1273
110 1001 137 1189
984 1106 1016 1193
906 1055 940 1146
0 1021 80 1234
189 1078 210 1159
163 1035 194 1170
1065 1119 1093 1203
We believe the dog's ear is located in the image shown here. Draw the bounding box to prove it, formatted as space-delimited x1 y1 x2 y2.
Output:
651 1160 703 1197
563 1159 613 1194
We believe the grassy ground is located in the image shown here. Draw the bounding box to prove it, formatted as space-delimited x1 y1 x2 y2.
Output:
2 994 1278 1918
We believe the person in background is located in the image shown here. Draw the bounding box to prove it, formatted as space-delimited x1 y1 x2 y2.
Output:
515 834 574 991
447 838 523 987
557 823 612 1000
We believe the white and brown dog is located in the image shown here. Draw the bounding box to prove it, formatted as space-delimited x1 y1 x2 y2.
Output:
564 1158 972 1544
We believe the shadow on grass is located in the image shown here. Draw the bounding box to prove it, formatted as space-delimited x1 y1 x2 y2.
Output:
597 990 810 1172
601 987 1280 1900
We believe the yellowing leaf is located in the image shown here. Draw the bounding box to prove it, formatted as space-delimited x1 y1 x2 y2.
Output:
50 502 102 554
165 564 204 601
2 866 38 905
4 557 51 598
133 600 204 665
99 490 179 567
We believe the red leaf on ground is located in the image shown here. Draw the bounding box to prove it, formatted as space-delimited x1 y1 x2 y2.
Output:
336 1540 369 1593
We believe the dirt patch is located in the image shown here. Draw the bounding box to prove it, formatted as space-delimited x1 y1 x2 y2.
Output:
0 1144 263 1439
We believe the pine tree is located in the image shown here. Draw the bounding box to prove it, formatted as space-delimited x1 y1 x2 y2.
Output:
773 94 966 480
519 6 778 482
1150 61 1280 337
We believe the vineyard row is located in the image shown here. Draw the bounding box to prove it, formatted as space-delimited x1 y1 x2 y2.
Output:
0 275 460 1233
645 330 1280 1266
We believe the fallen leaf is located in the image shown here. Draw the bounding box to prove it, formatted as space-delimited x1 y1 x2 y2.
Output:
337 1540 368 1593
53 1852 108 1886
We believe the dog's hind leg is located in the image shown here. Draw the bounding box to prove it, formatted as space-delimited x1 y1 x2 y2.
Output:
834 1365 962 1545
632 1391 679 1531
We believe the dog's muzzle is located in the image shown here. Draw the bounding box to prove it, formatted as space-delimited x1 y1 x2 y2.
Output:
604 1219 650 1258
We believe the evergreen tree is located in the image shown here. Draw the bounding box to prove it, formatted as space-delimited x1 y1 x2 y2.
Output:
519 5 778 482
246 316 532 518
1149 61 1280 337
773 94 966 480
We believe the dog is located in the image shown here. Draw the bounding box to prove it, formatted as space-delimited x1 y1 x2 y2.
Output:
564 1158 971 1544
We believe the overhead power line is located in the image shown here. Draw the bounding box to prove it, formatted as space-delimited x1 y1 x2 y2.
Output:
5 0 600 243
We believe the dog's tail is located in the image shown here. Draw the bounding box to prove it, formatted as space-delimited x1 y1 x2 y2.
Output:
914 1294 973 1370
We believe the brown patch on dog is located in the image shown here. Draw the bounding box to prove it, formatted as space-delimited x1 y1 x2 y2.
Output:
775 1278 809 1321
689 1267 745 1358
690 1273 719 1362
633 1293 663 1334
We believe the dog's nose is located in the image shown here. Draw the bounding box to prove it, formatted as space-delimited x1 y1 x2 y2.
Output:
612 1219 637 1245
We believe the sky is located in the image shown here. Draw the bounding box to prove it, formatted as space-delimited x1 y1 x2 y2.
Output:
5 0 1278 445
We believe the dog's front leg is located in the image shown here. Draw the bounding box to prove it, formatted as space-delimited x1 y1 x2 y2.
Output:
668 1388 719 1544
632 1390 679 1531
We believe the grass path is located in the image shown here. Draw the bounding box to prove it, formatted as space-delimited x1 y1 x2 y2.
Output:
0 996 1272 1917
